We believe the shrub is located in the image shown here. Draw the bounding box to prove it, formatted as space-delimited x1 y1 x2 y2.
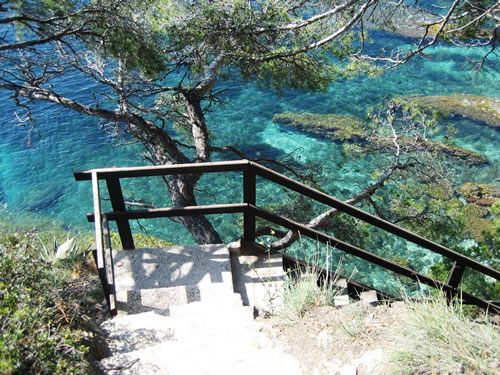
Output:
280 264 340 320
0 232 93 374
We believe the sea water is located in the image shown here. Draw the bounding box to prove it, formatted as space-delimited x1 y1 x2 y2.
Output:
0 33 498 295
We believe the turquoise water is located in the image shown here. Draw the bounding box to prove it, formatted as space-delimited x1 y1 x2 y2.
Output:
1 33 499 295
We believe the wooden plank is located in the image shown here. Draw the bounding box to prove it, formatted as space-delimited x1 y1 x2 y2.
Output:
91 171 104 269
106 177 134 250
243 168 256 242
447 261 466 288
250 162 500 281
87 203 247 222
102 216 117 316
74 159 249 180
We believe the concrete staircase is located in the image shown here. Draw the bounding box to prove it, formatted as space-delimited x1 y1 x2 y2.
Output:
112 242 285 316
112 244 236 315
97 242 296 374
97 241 380 374
229 242 285 316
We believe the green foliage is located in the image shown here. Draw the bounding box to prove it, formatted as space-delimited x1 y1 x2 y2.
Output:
280 267 339 320
430 202 499 301
38 234 89 265
110 232 174 250
143 0 371 92
0 232 93 374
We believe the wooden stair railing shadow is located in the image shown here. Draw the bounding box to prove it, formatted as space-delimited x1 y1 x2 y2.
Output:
74 160 500 315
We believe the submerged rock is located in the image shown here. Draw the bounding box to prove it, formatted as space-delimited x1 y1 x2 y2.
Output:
366 3 441 39
458 182 500 206
272 112 366 142
423 140 487 165
461 202 495 242
366 3 490 40
273 112 488 165
410 94 500 128
23 186 65 212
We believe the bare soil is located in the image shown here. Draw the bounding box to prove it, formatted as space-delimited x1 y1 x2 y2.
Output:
261 302 405 375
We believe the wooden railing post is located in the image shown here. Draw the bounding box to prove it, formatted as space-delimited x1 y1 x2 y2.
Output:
243 165 256 242
446 261 466 301
106 177 135 250
447 261 466 287
91 172 104 269
102 215 117 316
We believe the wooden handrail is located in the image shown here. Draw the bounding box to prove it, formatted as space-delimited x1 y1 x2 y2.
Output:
74 160 250 180
249 162 500 281
76 159 500 280
75 159 500 312
86 203 248 221
248 205 497 311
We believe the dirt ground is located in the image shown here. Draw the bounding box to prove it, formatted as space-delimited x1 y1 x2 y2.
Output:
262 301 500 375
261 302 407 375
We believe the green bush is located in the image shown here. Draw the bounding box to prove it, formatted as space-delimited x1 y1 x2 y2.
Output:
280 266 339 320
0 232 92 374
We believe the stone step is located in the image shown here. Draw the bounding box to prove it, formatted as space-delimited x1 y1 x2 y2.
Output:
169 298 254 324
101 312 177 355
100 334 303 375
113 245 233 292
112 245 235 315
115 282 242 315
230 243 285 316
333 278 351 307
333 294 351 307
360 290 378 307
99 311 302 375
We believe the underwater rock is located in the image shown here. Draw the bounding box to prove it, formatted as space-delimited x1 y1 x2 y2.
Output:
422 140 487 165
273 112 488 165
273 112 366 142
410 94 500 128
458 182 500 207
366 3 490 40
366 3 440 39
24 186 65 212
461 203 495 242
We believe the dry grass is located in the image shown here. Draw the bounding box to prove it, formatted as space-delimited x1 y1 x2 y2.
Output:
279 270 339 320
385 295 499 374
270 278 499 375
279 248 343 321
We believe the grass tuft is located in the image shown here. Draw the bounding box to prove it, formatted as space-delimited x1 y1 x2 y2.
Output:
386 294 499 375
279 257 342 320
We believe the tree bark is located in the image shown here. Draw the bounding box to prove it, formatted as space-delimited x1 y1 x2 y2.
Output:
164 173 223 244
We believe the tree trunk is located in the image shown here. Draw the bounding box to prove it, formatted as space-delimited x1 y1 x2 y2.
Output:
165 173 223 244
